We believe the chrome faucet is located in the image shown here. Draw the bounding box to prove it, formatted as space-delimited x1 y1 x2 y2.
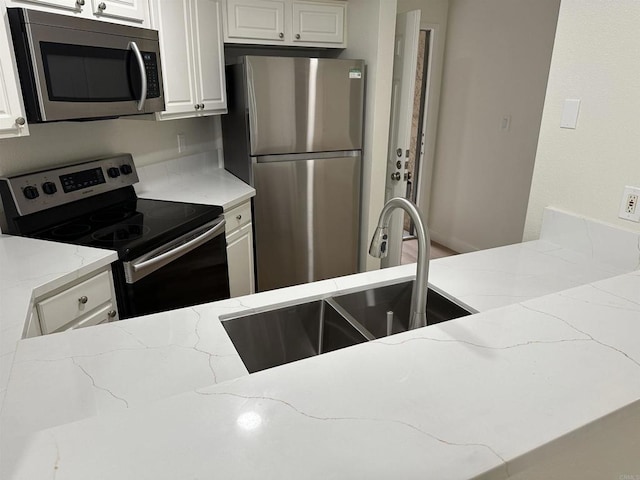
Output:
369 197 431 330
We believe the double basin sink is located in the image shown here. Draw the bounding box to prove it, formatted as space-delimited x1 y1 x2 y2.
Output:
222 281 472 373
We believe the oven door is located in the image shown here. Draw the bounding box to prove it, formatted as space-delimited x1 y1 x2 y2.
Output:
115 218 230 319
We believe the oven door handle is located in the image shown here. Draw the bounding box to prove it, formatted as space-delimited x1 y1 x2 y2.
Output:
124 218 226 283
129 41 147 111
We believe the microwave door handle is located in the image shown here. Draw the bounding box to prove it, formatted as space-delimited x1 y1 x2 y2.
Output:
125 219 226 283
129 41 147 111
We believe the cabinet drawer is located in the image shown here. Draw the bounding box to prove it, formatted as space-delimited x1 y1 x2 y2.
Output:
70 303 116 330
224 202 252 233
36 271 112 334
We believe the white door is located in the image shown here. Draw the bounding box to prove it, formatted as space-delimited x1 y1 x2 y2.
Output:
382 10 421 268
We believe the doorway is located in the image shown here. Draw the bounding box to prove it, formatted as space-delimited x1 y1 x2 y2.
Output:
403 29 430 241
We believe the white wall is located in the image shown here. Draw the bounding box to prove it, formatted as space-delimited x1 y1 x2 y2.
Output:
339 0 397 271
0 116 221 177
523 0 640 240
428 0 560 253
396 0 449 223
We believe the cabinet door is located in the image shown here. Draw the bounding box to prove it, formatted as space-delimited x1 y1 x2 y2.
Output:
90 0 148 24
292 1 344 45
225 0 285 42
5 0 80 12
151 0 199 119
227 223 255 298
0 6 29 138
191 0 227 114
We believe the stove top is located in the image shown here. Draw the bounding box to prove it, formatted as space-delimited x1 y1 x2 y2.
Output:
31 198 223 261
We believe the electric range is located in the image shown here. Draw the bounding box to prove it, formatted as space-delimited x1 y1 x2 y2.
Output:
0 154 230 319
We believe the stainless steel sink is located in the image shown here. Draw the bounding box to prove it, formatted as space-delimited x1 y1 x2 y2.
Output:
222 300 368 373
332 281 472 339
223 282 472 373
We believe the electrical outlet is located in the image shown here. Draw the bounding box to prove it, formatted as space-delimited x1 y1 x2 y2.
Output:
618 186 640 222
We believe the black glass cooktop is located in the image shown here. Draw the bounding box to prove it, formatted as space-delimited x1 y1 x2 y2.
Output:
31 198 223 261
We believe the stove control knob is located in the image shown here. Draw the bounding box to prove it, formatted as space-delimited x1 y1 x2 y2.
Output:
120 164 133 175
42 182 57 195
23 186 39 199
107 167 121 178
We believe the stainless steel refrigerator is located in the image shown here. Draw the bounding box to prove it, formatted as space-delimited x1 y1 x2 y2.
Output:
222 56 365 292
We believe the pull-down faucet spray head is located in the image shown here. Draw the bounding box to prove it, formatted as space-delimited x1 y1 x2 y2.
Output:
369 226 389 258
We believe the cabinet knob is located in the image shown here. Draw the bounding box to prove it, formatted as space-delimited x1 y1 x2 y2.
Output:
236 214 242 221
199 103 205 110
15 117 25 126
98 2 106 11
295 34 301 40
279 32 284 39
76 0 85 6
108 310 117 318
78 296 88 304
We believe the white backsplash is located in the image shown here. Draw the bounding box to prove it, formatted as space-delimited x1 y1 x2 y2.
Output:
540 207 640 271
134 151 221 191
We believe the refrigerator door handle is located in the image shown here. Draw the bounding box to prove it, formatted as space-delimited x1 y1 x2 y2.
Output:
255 150 361 164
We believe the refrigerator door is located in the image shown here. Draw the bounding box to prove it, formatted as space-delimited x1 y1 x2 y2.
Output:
245 56 364 156
253 153 361 292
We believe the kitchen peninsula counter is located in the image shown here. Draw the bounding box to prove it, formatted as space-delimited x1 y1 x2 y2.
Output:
1 207 639 479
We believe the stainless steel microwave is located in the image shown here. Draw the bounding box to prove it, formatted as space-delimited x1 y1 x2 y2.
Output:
7 8 165 122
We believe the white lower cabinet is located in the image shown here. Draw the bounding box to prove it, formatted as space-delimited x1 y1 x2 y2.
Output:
26 267 118 337
150 0 227 120
224 201 255 297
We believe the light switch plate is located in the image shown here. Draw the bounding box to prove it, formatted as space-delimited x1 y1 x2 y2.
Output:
560 99 581 129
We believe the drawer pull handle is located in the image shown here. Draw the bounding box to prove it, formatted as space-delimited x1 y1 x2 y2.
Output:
236 214 242 221
108 310 117 318
78 296 88 304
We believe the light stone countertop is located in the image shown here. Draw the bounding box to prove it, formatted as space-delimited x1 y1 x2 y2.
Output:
2 268 639 479
0 235 117 411
133 153 255 210
1 157 639 479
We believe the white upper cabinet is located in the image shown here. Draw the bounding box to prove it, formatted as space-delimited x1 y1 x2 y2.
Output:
5 0 150 26
225 0 285 42
222 0 346 48
90 0 148 24
292 1 344 45
151 0 227 120
191 0 226 113
0 4 29 138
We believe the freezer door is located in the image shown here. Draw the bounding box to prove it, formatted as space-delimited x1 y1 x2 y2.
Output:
253 154 361 292
245 56 364 155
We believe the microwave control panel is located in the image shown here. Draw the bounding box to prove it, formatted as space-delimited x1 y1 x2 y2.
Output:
143 52 161 99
